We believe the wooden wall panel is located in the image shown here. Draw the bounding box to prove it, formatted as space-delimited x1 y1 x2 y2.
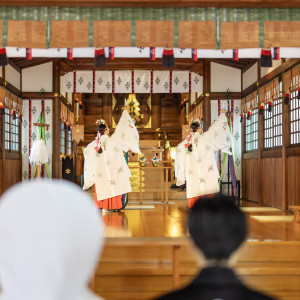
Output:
243 158 287 209
2 159 22 193
287 156 300 207
261 158 284 209
161 96 180 128
242 158 259 202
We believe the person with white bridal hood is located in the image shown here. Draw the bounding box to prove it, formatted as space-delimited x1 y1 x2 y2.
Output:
0 180 104 300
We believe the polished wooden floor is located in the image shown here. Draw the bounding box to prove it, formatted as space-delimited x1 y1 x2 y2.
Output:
102 199 300 241
95 199 300 300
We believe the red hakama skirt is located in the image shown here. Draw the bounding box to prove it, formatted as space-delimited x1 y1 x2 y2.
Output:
188 193 215 208
94 187 123 210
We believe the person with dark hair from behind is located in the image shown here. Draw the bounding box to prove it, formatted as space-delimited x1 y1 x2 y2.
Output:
156 194 276 300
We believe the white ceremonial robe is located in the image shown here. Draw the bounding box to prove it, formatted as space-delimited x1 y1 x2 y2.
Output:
83 110 141 201
175 113 232 199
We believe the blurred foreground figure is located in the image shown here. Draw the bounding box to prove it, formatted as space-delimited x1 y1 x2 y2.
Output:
0 180 104 300
157 194 275 300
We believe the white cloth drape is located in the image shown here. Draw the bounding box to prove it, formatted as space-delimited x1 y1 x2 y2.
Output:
75 71 93 93
0 180 104 300
191 72 203 93
172 71 190 93
61 72 74 93
134 70 151 94
114 70 132 93
95 71 113 93
152 71 170 93
60 70 203 94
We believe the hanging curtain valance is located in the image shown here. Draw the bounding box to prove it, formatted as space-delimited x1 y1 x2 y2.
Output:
283 64 300 95
61 70 203 94
0 87 22 112
61 101 75 126
245 90 259 110
60 102 68 122
259 77 280 105
0 7 299 48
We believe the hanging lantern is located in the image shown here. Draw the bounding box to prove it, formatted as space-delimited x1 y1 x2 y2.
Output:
11 109 16 120
246 110 252 121
79 101 83 109
0 48 8 66
284 91 290 105
240 113 244 123
259 102 265 115
63 121 67 130
268 100 273 113
94 48 106 67
162 48 175 68
0 102 4 115
260 48 272 68
18 113 22 124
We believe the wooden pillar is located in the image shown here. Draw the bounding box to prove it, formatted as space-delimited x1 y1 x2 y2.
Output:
152 94 162 129
52 61 61 179
102 94 112 128
203 60 211 131
257 83 264 203
282 71 290 210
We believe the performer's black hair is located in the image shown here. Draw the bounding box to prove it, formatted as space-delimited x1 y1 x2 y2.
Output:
96 123 107 154
188 194 247 260
97 123 107 135
190 122 200 132
188 122 200 153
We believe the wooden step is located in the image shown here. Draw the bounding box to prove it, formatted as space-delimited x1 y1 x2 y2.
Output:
95 241 300 300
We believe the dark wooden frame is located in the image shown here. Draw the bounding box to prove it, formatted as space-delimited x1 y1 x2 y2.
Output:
4 108 21 160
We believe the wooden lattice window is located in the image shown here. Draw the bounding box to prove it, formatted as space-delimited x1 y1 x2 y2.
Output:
4 108 11 150
11 116 19 151
288 68 300 145
264 79 283 148
60 121 66 155
66 129 72 156
290 89 300 144
246 108 258 151
4 108 20 152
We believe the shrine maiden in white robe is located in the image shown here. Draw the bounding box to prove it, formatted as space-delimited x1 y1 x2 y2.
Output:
83 110 141 201
175 113 232 199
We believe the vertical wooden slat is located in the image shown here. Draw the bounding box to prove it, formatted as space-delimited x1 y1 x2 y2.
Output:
282 69 290 210
203 60 211 131
52 61 61 179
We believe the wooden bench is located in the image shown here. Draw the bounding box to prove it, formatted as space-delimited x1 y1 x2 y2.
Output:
289 206 300 223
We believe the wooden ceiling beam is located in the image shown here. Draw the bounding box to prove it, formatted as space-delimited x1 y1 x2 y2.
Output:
242 59 259 74
1 0 299 8
8 59 21 73
10 58 57 69
208 59 246 70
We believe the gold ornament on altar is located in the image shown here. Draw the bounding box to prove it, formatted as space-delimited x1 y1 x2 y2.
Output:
125 94 141 123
